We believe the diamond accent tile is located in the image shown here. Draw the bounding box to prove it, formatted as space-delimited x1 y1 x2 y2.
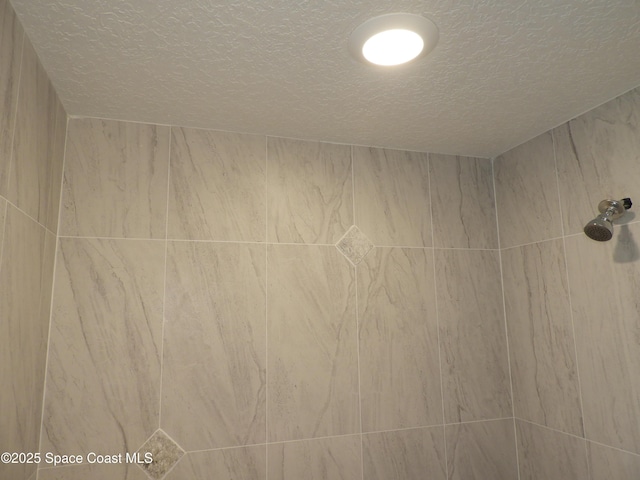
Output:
136 429 185 480
336 225 374 265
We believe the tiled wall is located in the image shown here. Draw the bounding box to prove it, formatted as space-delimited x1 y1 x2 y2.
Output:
495 86 640 479
0 0 67 479
37 118 518 480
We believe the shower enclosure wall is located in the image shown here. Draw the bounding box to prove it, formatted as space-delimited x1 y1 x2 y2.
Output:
1 1 639 478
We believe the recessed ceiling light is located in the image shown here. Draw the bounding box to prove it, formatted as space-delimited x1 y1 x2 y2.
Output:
349 13 439 67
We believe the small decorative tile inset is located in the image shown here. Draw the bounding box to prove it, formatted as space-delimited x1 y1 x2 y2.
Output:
136 429 184 480
336 225 374 265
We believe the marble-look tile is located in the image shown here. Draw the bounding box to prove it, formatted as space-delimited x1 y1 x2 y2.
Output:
565 226 640 453
41 238 164 456
436 249 512 422
165 446 266 480
162 241 266 451
136 430 184 480
268 435 361 480
555 87 640 236
60 118 170 238
267 137 352 244
446 419 518 480
358 247 442 432
0 206 47 480
45 98 67 234
0 0 23 197
516 420 588 480
353 146 431 247
168 127 265 241
430 154 498 249
0 196 6 252
363 427 447 480
588 441 640 480
267 245 358 441
8 36 58 225
37 463 149 480
502 240 583 436
336 225 373 265
494 131 562 248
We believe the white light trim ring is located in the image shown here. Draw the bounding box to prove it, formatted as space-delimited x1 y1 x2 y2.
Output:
349 13 439 67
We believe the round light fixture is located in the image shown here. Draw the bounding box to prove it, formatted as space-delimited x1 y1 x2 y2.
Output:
349 13 439 67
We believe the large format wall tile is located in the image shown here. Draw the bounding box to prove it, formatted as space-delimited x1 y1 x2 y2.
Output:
430 154 497 249
502 239 583 435
354 147 431 247
7 37 58 225
168 127 265 241
267 138 352 244
0 206 47 480
363 427 446 480
446 419 518 480
555 87 640 236
267 245 358 441
0 0 23 197
358 247 442 431
37 463 149 480
41 238 164 456
60 118 170 238
436 249 512 422
494 131 562 248
162 242 266 451
516 420 588 480
166 446 266 480
588 441 640 480
268 435 361 480
0 196 5 251
565 226 640 453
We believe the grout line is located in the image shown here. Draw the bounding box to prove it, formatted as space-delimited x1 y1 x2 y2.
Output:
515 417 592 444
3 27 24 213
550 129 591 478
36 109 69 464
354 252 365 480
57 234 167 242
157 126 172 430
426 152 449 478
351 145 356 225
491 156 522 480
264 135 269 480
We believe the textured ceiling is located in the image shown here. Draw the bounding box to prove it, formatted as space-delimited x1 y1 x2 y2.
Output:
9 0 640 157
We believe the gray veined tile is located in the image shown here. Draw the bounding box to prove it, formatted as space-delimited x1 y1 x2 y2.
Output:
168 127 266 242
494 131 562 248
162 241 266 451
363 427 447 480
588 441 640 480
502 239 583 436
436 249 512 422
165 446 266 480
0 206 47 480
354 146 431 247
45 97 67 234
336 225 373 265
8 35 58 226
268 435 361 480
555 87 640 236
358 247 442 432
41 238 164 457
267 245 359 442
37 463 149 480
267 137 353 244
565 226 640 453
429 154 498 249
136 429 185 480
516 420 588 480
446 419 518 480
60 118 170 238
0 0 24 198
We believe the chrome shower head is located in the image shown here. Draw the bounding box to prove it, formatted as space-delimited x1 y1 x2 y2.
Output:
583 198 632 242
